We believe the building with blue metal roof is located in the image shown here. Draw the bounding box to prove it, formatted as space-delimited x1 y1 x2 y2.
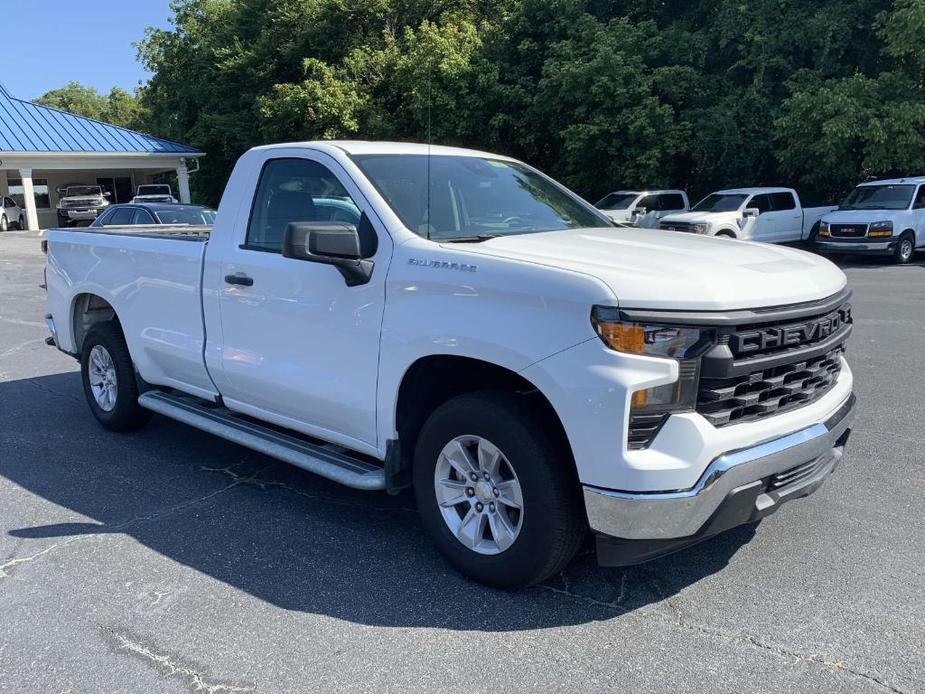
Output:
0 82 203 230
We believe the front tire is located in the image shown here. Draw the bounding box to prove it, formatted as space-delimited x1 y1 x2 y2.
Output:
413 391 585 588
80 322 151 432
0 215 7 232
715 230 737 238
893 232 915 264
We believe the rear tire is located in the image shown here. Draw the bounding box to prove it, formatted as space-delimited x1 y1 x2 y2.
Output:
0 215 7 232
413 390 585 588
80 322 151 432
893 232 915 264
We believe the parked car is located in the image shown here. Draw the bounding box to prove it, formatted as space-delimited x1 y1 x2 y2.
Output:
1 195 24 231
815 177 925 264
90 203 216 228
659 187 836 243
595 189 689 227
56 185 110 227
44 142 855 588
131 184 179 204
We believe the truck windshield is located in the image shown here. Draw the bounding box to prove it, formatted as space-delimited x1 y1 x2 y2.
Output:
65 186 102 197
691 193 748 212
138 185 171 195
351 154 610 240
154 208 210 225
839 184 914 210
595 192 638 210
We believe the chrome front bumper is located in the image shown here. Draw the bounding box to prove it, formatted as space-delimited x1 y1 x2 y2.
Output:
815 240 893 252
584 393 856 542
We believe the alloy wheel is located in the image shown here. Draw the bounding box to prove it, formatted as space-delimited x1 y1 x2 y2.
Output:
88 344 118 412
433 435 524 555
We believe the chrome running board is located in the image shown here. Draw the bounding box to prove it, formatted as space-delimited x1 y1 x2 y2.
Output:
138 391 386 490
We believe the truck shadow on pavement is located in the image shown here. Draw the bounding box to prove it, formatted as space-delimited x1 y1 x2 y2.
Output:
1 372 755 630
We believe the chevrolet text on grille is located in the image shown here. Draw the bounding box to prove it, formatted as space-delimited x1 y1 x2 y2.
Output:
730 305 852 354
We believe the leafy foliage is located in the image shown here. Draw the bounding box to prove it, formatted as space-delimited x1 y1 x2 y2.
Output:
116 0 925 205
35 82 146 130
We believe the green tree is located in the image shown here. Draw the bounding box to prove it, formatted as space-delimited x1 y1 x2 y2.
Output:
36 82 146 130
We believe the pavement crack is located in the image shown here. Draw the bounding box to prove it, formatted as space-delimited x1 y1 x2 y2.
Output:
200 463 418 515
102 627 255 693
535 584 907 694
0 469 270 580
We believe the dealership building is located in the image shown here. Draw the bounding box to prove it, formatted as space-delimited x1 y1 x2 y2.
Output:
0 82 202 230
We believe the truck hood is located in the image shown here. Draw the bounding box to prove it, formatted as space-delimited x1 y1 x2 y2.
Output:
659 211 738 224
452 227 846 310
822 209 900 223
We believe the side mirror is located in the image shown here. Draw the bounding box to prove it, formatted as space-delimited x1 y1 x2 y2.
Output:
282 221 374 286
634 206 648 216
743 207 760 218
103 191 111 198
56 186 67 196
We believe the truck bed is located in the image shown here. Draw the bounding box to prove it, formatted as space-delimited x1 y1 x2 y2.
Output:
45 225 218 400
50 224 211 241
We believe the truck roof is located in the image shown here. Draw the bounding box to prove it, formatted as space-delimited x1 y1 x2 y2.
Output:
857 176 925 186
603 189 686 196
251 140 518 161
713 187 796 195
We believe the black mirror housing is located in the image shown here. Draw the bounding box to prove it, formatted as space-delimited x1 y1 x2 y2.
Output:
282 222 374 286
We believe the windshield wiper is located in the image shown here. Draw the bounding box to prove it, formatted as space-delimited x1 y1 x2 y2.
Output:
442 234 502 243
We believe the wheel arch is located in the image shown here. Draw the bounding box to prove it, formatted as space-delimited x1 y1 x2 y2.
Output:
393 355 576 474
70 292 121 355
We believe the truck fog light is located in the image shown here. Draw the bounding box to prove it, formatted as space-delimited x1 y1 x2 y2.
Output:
630 360 699 414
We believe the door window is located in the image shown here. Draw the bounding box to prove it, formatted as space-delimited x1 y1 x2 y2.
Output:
749 194 773 214
913 186 925 209
132 208 157 224
246 158 358 252
106 207 135 225
658 193 686 211
769 192 796 210
636 195 657 211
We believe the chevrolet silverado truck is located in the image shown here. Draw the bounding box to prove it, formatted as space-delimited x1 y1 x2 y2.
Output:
594 189 689 227
660 187 836 243
816 177 925 264
45 142 856 588
56 185 111 227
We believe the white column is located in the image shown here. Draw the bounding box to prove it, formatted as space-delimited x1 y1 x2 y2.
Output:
19 168 39 231
176 162 191 203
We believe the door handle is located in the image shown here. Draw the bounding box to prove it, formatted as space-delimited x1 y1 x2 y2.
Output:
224 272 253 287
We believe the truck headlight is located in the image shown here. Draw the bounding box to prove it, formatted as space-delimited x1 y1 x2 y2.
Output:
818 221 830 237
591 306 714 413
868 220 893 237
693 223 710 234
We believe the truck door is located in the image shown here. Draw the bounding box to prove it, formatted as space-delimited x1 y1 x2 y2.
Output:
745 193 774 240
209 152 389 453
912 186 925 245
770 192 801 242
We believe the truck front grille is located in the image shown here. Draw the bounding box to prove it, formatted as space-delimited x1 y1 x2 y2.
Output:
697 347 843 427
830 223 868 238
659 221 694 232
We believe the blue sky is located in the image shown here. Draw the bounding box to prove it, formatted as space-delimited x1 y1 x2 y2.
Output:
4 1 173 100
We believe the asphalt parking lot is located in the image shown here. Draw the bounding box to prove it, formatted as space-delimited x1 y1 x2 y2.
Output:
0 231 922 693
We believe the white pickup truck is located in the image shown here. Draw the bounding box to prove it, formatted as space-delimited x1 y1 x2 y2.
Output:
594 189 689 228
45 142 856 587
659 187 836 243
